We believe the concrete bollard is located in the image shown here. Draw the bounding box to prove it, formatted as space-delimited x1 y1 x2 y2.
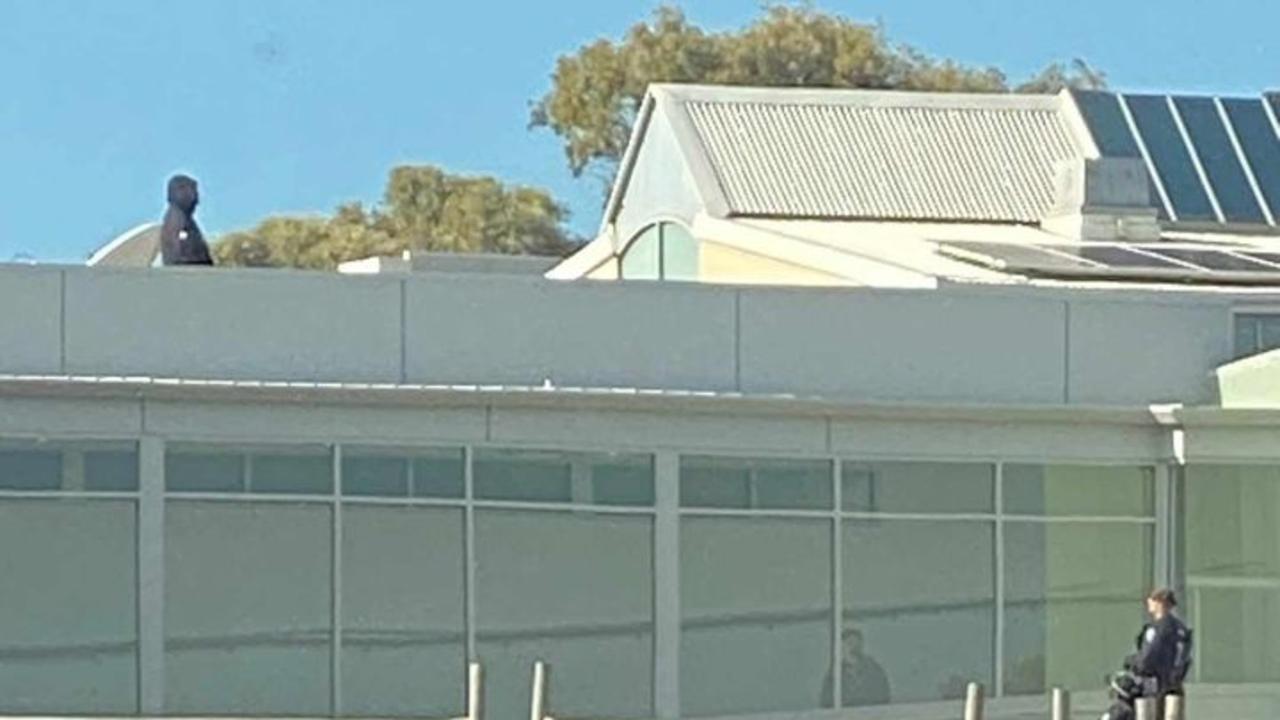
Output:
964 682 984 720
530 660 548 720
1134 696 1157 720
1051 687 1070 720
1164 694 1185 720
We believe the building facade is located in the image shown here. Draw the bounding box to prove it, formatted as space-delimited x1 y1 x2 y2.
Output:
7 85 1280 720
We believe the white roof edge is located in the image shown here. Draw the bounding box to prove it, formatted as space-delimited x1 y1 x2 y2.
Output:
651 82 1064 110
545 234 614 280
0 373 1169 425
599 92 659 235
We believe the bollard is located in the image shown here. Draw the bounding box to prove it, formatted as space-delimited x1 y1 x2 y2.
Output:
467 662 483 720
1134 696 1157 720
1051 687 1070 720
964 682 984 720
530 660 548 720
1164 694 1185 720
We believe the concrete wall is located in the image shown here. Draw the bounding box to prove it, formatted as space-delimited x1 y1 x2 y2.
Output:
0 264 1254 407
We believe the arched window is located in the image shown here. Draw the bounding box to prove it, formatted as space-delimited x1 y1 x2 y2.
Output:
618 222 698 281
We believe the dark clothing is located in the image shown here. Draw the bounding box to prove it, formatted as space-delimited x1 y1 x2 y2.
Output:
821 655 890 708
1125 615 1190 695
160 175 212 266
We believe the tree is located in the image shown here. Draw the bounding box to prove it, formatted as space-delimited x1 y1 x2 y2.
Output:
531 4 1107 180
213 165 576 269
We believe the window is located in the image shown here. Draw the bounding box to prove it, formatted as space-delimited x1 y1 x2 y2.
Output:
165 502 333 715
341 446 464 498
476 510 653 720
619 222 698 281
1233 312 1280 359
166 444 333 494
1184 465 1280 683
0 499 138 714
474 449 653 506
682 456 831 510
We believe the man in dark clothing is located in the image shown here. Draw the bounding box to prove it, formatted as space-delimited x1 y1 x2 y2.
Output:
160 174 213 266
821 628 891 708
1102 588 1192 720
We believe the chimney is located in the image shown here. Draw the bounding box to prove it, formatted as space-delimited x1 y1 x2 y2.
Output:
1040 157 1161 242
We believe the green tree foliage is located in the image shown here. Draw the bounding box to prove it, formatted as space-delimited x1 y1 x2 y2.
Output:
214 166 576 269
531 4 1107 179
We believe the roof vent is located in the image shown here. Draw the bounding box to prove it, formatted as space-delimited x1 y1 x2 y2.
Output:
1041 157 1161 242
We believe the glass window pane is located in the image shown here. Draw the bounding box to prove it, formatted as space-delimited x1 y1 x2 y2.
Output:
165 502 332 715
475 449 652 506
0 499 137 714
660 222 699 281
0 442 137 492
1185 465 1280 683
681 456 831 510
342 506 465 717
1222 98 1280 220
476 511 653 720
167 447 244 492
1174 96 1267 223
167 446 332 494
1004 522 1153 695
840 520 994 707
341 447 464 499
1235 314 1262 358
620 225 660 280
1003 465 1154 517
1125 94 1217 221
842 461 993 514
681 516 831 716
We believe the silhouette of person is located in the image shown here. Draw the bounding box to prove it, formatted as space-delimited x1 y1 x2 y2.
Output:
821 628 891 708
160 174 213 266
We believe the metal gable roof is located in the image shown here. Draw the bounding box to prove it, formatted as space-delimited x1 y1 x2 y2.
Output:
661 84 1084 223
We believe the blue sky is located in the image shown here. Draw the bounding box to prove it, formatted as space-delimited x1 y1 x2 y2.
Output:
1 0 1276 262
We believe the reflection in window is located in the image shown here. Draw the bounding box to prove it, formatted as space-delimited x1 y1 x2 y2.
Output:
474 449 653 506
476 511 653 720
841 520 994 706
165 502 332 715
0 441 138 492
342 447 464 499
1003 522 1152 695
0 499 137 714
1003 465 1154 517
681 516 831 716
842 461 993 514
166 445 332 494
342 506 465 717
681 456 831 510
1185 465 1280 683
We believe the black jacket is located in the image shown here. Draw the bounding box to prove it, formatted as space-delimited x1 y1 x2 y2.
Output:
1126 614 1190 693
160 175 213 266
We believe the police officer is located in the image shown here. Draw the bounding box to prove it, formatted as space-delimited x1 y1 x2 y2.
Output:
1103 588 1192 720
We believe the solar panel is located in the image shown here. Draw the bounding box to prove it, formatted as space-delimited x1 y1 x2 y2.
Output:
1172 97 1268 223
1235 251 1280 268
1138 247 1273 272
1071 244 1189 269
1123 95 1217 222
938 242 1101 271
1222 98 1280 221
1073 90 1143 158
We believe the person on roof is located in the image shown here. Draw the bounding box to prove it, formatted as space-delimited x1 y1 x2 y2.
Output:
160 174 213 266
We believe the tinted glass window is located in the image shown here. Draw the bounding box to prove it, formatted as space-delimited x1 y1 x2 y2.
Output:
842 461 993 514
682 456 831 510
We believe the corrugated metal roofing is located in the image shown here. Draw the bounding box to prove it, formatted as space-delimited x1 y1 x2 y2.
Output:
682 95 1081 223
